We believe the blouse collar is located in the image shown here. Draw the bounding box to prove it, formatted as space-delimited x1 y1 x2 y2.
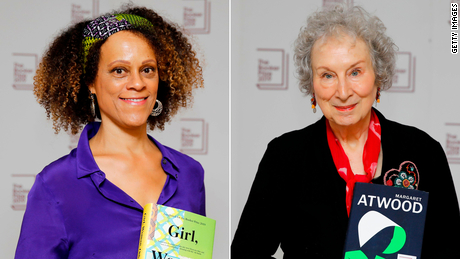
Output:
76 122 179 178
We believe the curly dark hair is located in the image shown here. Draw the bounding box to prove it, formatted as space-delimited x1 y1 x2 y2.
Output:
34 5 204 134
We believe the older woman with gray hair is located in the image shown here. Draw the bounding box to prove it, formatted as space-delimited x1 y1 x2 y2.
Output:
232 5 460 258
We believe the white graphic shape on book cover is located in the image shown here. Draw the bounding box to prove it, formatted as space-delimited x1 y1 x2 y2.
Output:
358 211 401 247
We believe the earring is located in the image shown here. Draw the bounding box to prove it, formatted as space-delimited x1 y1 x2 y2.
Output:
376 87 381 104
151 100 163 116
90 93 96 117
311 94 317 113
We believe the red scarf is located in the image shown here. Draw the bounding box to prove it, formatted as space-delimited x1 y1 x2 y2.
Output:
326 110 381 216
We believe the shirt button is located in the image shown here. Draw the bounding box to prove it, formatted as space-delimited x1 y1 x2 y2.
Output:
162 159 167 164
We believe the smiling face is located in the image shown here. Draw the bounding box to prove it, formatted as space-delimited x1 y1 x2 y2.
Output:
311 33 377 131
89 30 159 130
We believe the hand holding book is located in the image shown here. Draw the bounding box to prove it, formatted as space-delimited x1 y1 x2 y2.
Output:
138 204 216 259
343 183 428 259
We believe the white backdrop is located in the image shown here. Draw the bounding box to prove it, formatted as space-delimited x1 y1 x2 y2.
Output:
2 0 460 258
0 0 228 258
231 0 460 257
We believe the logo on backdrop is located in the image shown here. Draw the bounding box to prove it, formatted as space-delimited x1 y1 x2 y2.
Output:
183 0 211 34
13 1 100 91
322 0 354 9
11 174 36 210
180 118 208 155
388 52 416 93
12 53 38 90
445 123 460 164
256 48 289 90
71 0 100 23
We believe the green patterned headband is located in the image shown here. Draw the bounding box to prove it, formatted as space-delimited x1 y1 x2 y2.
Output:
82 14 154 72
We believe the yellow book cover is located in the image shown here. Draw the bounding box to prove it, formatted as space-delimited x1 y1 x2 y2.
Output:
137 204 216 259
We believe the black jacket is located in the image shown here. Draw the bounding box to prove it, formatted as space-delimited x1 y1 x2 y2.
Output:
232 109 460 258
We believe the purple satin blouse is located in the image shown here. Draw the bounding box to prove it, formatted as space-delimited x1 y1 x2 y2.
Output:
15 122 206 259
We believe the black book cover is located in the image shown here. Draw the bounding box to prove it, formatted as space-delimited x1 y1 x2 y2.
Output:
343 183 429 259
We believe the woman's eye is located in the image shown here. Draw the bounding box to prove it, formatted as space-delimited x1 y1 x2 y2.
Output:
142 67 157 78
143 67 156 73
323 73 333 79
112 68 125 75
351 70 360 76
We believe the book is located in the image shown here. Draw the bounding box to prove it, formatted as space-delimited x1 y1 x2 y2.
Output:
137 204 216 259
343 183 429 259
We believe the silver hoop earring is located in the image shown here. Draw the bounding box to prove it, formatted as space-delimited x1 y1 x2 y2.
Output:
90 93 96 117
151 100 163 116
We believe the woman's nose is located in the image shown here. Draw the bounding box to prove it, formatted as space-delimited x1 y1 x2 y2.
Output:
128 71 146 90
336 76 352 100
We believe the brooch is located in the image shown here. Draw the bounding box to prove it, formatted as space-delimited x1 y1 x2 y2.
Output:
383 161 419 189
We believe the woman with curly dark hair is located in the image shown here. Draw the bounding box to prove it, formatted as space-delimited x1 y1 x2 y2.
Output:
15 5 204 258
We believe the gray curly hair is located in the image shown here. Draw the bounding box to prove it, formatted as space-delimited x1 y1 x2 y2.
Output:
293 5 397 95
